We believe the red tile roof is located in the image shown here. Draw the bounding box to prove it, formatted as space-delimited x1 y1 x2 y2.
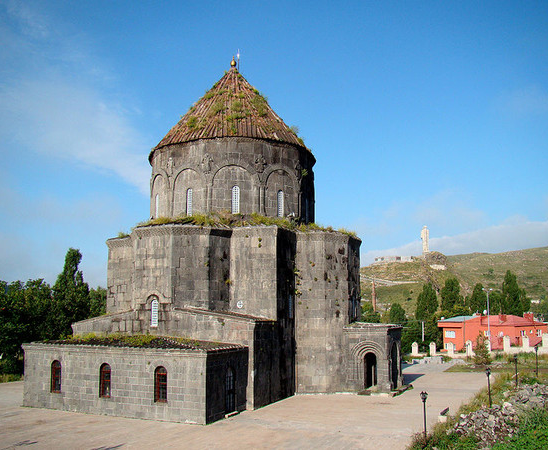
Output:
153 65 308 154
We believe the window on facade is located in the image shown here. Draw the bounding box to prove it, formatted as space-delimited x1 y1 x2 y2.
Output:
155 194 159 218
51 360 61 393
520 330 526 336
154 366 167 402
186 188 193 216
225 367 235 413
99 363 111 398
277 190 284 217
538 330 542 337
445 330 456 338
150 298 159 328
231 186 240 214
288 294 293 319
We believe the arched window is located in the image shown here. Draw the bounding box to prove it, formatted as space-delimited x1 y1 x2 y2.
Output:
150 298 159 328
186 188 193 216
99 363 111 398
154 366 167 402
225 367 235 413
155 194 159 218
51 360 61 393
277 190 284 217
231 186 240 214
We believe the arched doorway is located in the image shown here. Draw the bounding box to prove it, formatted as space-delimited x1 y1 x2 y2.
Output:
390 342 399 390
364 352 377 389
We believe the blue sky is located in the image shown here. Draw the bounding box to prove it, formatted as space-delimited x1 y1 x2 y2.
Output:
1 0 547 288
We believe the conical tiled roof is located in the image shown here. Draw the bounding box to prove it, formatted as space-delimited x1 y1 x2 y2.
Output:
153 65 307 152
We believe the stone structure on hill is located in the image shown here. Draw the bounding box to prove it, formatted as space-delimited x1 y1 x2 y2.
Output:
23 59 403 424
421 225 429 255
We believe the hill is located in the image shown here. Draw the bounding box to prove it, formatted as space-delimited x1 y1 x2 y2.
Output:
360 246 548 317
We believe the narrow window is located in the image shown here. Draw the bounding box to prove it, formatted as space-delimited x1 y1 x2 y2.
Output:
154 366 167 402
155 194 159 218
51 360 61 393
99 363 111 398
288 294 293 319
150 298 159 328
186 188 193 216
277 190 284 217
231 186 240 214
225 367 235 413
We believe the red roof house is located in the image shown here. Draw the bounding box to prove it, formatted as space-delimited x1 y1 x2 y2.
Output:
438 313 547 351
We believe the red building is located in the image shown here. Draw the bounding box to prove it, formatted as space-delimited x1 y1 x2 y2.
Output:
438 313 547 351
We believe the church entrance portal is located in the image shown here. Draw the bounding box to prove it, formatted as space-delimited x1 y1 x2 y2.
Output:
364 352 377 389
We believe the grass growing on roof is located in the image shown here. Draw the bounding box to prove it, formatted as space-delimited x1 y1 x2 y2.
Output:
133 212 357 237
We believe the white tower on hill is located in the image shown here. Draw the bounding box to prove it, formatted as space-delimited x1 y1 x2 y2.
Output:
421 225 429 256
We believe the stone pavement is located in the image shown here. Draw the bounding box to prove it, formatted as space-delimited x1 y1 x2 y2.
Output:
0 363 486 450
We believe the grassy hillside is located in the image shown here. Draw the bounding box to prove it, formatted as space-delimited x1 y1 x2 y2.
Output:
447 247 548 298
360 246 548 317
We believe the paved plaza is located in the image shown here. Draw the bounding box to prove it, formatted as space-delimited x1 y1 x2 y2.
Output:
0 363 486 450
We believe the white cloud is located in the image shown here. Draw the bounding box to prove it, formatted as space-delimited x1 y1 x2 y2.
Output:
0 77 150 194
5 0 50 39
496 85 548 117
362 220 548 265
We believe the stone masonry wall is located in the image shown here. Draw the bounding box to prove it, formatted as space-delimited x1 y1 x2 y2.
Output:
22 343 237 424
294 231 361 393
149 138 316 222
106 237 133 313
344 324 403 392
229 226 279 319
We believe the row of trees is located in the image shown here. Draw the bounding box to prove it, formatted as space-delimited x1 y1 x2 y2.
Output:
0 249 106 374
362 270 531 353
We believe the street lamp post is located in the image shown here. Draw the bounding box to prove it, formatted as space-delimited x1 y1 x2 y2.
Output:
485 367 492 407
420 391 428 441
482 288 493 347
514 355 518 388
535 344 539 378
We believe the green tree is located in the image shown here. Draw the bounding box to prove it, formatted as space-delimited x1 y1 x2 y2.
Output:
389 302 407 325
531 295 548 321
473 333 492 365
0 279 52 374
361 302 381 323
489 290 503 315
467 283 487 314
440 277 463 312
48 248 91 338
401 320 422 354
415 283 438 321
501 270 530 316
425 313 443 350
89 286 107 317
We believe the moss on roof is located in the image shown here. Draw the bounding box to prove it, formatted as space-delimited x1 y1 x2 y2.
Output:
45 333 242 351
152 66 308 157
132 212 358 238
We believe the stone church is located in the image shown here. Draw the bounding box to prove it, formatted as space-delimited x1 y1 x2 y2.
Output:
23 59 403 424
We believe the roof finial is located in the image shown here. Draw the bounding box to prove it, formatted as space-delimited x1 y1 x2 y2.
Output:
230 56 237 69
